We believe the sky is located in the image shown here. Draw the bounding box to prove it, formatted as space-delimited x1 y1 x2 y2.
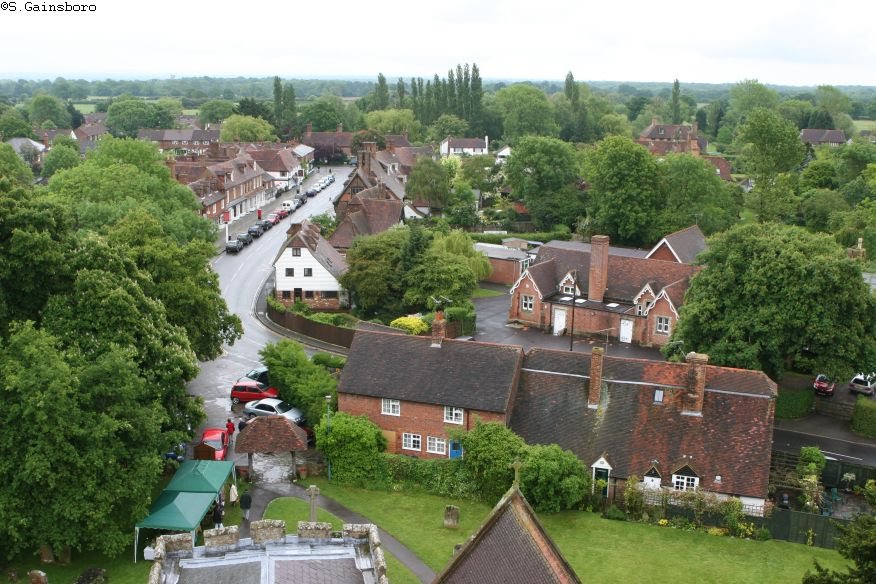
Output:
2 0 875 86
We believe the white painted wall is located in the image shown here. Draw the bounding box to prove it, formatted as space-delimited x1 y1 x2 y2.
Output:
274 247 343 294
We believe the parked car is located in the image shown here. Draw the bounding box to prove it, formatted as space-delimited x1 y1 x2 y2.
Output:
266 213 281 225
248 224 264 238
244 398 306 425
305 188 317 197
275 208 289 219
236 232 253 246
295 193 307 206
813 374 836 397
241 366 269 386
199 428 228 460
230 379 279 404
225 239 245 254
257 219 273 231
848 373 875 396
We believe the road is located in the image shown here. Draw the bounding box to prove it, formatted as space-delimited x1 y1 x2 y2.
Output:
187 167 353 430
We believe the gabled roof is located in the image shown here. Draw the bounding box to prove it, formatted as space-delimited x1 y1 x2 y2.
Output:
443 136 487 149
275 220 348 279
339 330 524 413
328 194 404 250
235 416 308 453
292 144 315 157
432 484 581 584
800 128 847 145
246 147 300 172
702 155 733 181
474 243 528 261
5 137 45 154
646 225 707 264
511 350 776 499
385 134 412 148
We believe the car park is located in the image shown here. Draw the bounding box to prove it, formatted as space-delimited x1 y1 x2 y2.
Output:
813 374 836 397
248 224 264 238
236 232 253 246
199 428 228 461
848 373 875 396
230 379 279 404
225 239 245 254
244 398 306 425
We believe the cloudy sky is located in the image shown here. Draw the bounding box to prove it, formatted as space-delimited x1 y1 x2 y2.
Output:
3 0 874 86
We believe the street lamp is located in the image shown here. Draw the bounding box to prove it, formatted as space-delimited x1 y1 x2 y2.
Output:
325 394 332 482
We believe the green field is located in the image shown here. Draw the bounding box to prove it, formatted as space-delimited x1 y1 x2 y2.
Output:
305 479 850 584
853 119 876 132
72 102 96 113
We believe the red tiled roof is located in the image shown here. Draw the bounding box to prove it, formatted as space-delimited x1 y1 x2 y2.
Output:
235 416 308 453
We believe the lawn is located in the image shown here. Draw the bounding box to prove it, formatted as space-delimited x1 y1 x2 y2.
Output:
264 497 420 584
853 119 876 132
73 102 96 113
776 372 815 419
306 479 851 583
471 286 506 298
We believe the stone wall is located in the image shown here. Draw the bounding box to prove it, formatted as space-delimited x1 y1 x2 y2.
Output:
251 519 286 544
297 521 332 538
343 523 387 583
204 525 239 551
157 532 193 556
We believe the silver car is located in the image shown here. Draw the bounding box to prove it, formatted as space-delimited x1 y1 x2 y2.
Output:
243 398 306 424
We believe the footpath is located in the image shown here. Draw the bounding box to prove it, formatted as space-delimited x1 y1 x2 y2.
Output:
241 481 436 583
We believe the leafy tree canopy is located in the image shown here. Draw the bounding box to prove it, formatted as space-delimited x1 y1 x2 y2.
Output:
219 114 277 142
493 84 559 144
406 157 451 208
40 143 81 179
0 143 34 187
198 99 235 125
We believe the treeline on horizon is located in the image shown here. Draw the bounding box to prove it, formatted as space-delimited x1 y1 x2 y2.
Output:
2 76 876 111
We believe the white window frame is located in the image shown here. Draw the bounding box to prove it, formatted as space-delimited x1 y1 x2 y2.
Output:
656 316 671 335
636 303 645 316
444 406 464 425
562 284 575 295
381 399 400 416
673 474 698 491
521 294 534 312
521 258 530 271
292 248 301 257
402 433 421 451
427 436 447 455
654 389 664 403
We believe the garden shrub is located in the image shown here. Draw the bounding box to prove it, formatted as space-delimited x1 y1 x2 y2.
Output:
74 568 107 584
520 444 587 513
445 305 477 336
459 421 528 503
383 455 478 499
315 412 387 486
389 315 430 335
623 476 645 520
267 295 287 313
707 527 728 537
306 312 358 328
603 505 627 521
312 352 347 370
851 396 876 438
775 387 814 419
754 527 772 541
798 446 827 476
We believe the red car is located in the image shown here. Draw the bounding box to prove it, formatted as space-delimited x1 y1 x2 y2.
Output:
274 208 289 219
200 428 229 460
813 374 836 397
230 379 279 404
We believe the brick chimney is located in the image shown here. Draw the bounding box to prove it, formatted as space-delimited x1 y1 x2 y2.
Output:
305 123 312 139
387 138 395 153
588 346 604 409
587 235 609 303
42 133 50 148
431 311 446 348
683 352 708 416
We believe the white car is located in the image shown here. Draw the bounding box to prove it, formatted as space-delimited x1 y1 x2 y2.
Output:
243 398 306 424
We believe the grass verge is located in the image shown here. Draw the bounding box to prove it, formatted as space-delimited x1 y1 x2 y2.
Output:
472 286 507 298
306 479 849 583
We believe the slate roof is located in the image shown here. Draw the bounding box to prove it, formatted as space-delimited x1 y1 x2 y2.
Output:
511 350 776 499
432 485 581 584
444 137 487 149
474 243 528 261
339 330 524 413
5 137 45 154
647 225 707 264
800 128 847 145
328 193 403 250
235 416 308 453
276 220 348 279
137 129 219 142
528 241 697 304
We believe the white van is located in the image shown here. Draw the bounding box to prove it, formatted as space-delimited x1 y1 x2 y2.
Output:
281 200 296 211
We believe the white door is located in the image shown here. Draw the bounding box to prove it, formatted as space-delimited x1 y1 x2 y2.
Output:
619 319 633 343
552 308 566 335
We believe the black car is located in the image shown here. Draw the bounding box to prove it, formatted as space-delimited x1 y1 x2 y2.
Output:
236 232 253 246
248 224 265 238
305 188 317 197
225 239 245 254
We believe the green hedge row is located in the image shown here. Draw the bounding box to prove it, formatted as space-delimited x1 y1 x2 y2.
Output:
851 396 876 438
774 387 814 419
383 455 480 499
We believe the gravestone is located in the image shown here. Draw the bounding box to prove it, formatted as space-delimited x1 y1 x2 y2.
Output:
444 505 459 529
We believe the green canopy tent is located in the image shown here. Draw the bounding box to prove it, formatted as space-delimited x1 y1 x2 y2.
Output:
134 460 235 561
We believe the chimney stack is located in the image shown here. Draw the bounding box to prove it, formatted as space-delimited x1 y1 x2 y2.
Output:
588 347 604 409
336 123 343 134
683 352 708 416
431 311 446 348
587 235 609 303
305 123 312 139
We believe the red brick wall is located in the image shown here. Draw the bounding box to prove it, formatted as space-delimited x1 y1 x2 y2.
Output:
508 277 546 327
647 243 678 263
339 393 505 459
643 297 676 347
485 258 522 286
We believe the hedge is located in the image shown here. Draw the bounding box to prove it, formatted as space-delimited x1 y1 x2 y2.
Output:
312 352 346 370
851 396 876 438
383 454 479 499
775 387 814 419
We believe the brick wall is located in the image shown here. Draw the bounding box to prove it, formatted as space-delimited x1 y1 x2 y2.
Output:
338 393 505 458
485 258 522 285
643 297 676 347
508 277 546 327
647 243 677 262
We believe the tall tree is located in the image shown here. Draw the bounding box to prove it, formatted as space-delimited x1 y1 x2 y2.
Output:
40 144 81 179
737 107 806 177
670 79 682 124
396 77 406 108
273 76 283 127
564 72 580 110
374 73 390 111
198 99 235 125
279 82 297 139
468 64 484 134
658 154 738 235
674 223 876 379
0 143 34 187
584 136 664 245
494 84 559 144
27 94 71 128
219 114 277 142
235 97 272 120
405 157 451 207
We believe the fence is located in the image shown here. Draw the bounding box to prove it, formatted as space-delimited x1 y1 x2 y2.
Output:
771 448 876 489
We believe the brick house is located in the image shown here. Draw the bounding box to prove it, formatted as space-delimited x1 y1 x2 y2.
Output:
245 145 304 192
338 326 776 509
508 234 701 347
474 243 530 286
338 321 524 458
439 136 489 157
301 122 353 162
645 225 707 263
273 220 348 309
137 128 220 155
637 119 734 182
328 188 405 254
511 348 776 511
186 152 272 222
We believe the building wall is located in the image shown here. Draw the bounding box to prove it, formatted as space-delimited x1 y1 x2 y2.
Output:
274 248 343 299
485 258 523 286
338 393 504 459
508 276 546 328
642 296 677 347
647 244 677 263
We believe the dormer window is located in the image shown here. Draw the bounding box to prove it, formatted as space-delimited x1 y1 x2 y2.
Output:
672 465 699 491
562 284 575 295
636 303 646 316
